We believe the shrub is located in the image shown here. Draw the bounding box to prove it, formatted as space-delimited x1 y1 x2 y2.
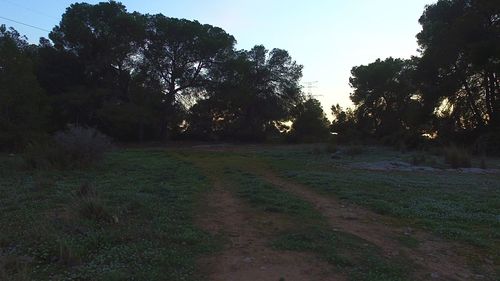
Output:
53 125 111 167
77 198 111 222
22 141 66 170
22 125 111 169
444 145 471 168
57 240 81 266
73 182 112 223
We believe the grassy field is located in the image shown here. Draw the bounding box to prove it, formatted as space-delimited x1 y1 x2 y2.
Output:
258 146 500 252
0 149 220 281
1 144 499 280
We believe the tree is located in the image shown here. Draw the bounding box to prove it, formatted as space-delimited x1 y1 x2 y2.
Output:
417 0 500 132
187 45 303 141
0 25 49 150
331 104 359 143
289 98 330 142
349 57 425 143
142 15 236 138
46 1 147 136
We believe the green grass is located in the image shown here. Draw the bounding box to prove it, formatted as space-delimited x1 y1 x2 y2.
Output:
222 167 411 281
3 145 498 280
227 169 318 219
256 145 500 257
0 149 219 281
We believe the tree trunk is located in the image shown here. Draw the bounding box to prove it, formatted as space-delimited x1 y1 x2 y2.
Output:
489 71 499 128
462 79 485 128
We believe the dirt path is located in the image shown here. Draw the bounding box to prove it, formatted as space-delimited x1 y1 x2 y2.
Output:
257 170 493 281
193 167 346 280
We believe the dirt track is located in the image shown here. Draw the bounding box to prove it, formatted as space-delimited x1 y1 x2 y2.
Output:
186 146 495 281
258 170 490 281
196 171 345 281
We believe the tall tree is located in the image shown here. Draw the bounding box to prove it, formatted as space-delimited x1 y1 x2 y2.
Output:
417 0 500 131
331 104 359 142
0 26 48 150
46 1 146 133
188 45 303 141
349 57 425 143
142 15 235 138
289 98 330 142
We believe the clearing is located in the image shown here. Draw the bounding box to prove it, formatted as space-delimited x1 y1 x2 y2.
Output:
1 145 499 280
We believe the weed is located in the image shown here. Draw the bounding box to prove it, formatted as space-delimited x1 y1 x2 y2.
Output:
57 239 81 266
76 181 98 198
76 197 111 222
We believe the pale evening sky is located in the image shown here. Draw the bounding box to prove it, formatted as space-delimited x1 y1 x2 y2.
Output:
0 0 436 114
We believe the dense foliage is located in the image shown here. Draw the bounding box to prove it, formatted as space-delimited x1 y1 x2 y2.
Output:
0 1 306 149
0 0 498 151
333 0 499 151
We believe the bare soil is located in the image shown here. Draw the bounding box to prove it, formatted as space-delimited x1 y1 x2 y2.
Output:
195 171 346 281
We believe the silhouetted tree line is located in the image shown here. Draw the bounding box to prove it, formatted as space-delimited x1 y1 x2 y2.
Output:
1 0 498 152
1 1 317 150
333 0 499 153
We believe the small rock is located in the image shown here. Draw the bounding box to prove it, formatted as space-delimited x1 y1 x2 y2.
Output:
243 257 254 263
431 272 440 279
404 227 413 236
473 274 485 280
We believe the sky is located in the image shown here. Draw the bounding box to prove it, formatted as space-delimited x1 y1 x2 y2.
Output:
0 0 436 115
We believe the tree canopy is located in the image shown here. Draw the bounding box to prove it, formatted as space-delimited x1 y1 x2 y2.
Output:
1 0 498 152
0 25 48 150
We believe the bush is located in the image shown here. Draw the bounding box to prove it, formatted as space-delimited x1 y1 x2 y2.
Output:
444 145 471 168
22 125 111 169
22 141 66 170
73 182 113 223
53 125 111 166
